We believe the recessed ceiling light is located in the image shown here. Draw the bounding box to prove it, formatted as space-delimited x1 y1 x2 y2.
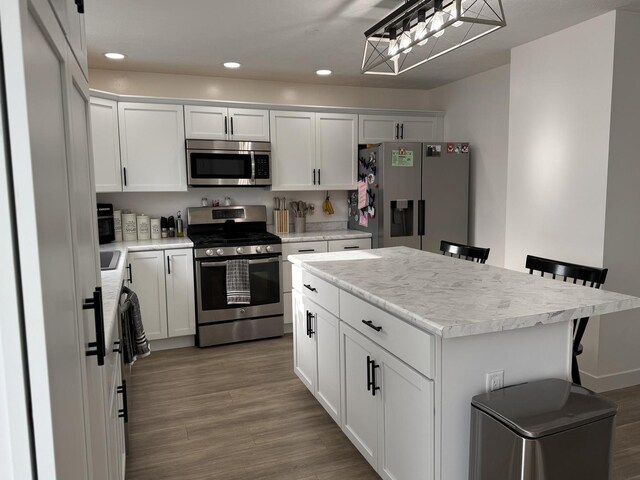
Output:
316 69 332 76
104 52 126 60
224 62 241 69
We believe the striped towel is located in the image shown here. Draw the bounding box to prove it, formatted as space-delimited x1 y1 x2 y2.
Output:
120 285 151 365
226 259 251 305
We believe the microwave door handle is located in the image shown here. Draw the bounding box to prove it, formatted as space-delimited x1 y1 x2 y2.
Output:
200 257 280 267
251 152 256 185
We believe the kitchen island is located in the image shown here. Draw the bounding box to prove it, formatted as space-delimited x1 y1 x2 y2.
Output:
288 246 640 480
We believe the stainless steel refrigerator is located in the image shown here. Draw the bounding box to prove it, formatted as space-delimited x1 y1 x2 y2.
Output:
348 142 469 253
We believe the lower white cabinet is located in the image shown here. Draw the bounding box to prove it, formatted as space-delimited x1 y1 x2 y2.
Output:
128 248 195 340
341 323 434 480
327 238 371 252
292 291 341 423
103 349 125 480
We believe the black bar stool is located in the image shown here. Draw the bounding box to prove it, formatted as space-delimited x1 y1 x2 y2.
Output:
440 240 490 264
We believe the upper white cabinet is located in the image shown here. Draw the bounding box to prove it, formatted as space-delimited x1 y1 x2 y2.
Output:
184 105 270 142
118 102 187 191
359 114 443 143
271 110 357 191
90 97 121 192
49 0 88 77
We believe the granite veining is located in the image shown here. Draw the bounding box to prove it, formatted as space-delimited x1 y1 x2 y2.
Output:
289 247 640 338
100 238 194 345
279 229 372 243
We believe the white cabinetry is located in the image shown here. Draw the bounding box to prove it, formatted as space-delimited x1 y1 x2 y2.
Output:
118 102 187 191
184 105 269 141
327 238 372 252
271 110 357 191
90 97 121 192
128 248 195 340
359 114 443 143
103 347 125 480
49 0 88 76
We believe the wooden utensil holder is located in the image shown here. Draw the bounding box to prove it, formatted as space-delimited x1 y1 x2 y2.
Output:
273 210 289 234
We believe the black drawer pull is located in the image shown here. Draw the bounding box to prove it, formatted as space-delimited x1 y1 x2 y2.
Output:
84 287 106 366
126 263 133 283
362 319 382 332
117 380 128 423
366 355 372 391
113 340 122 353
304 284 317 292
343 246 360 250
298 249 315 253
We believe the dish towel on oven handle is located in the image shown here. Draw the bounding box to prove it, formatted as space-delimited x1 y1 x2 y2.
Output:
120 285 151 365
226 259 251 305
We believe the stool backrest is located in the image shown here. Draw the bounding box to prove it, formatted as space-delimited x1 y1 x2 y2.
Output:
440 240 490 264
525 255 608 288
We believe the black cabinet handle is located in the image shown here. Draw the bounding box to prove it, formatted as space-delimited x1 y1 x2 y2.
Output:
400 123 404 139
313 169 316 185
127 263 132 283
224 116 228 135
306 310 310 337
84 287 105 366
362 319 382 332
113 339 122 353
167 256 171 274
418 200 425 236
123 167 127 186
318 169 321 185
298 249 316 253
343 246 360 250
306 311 315 337
303 284 317 293
371 359 380 396
395 123 399 139
366 355 372 391
117 380 128 423
230 117 234 135
75 0 84 14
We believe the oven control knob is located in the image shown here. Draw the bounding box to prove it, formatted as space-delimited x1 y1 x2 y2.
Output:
205 249 214 256
236 247 244 254
216 248 224 256
266 245 273 253
256 246 264 253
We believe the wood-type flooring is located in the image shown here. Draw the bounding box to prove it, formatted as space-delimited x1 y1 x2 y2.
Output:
125 334 640 480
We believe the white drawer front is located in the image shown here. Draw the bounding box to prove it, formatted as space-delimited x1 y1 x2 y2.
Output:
283 241 328 260
327 238 371 252
301 270 339 317
340 291 434 379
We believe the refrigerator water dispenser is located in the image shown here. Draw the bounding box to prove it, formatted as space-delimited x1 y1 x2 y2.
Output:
390 200 413 237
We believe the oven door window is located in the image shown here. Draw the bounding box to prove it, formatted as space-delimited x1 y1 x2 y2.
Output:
200 258 280 311
190 152 252 179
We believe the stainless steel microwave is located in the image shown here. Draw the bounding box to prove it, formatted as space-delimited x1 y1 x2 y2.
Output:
186 139 271 187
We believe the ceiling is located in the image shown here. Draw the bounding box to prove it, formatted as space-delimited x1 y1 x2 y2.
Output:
85 0 640 90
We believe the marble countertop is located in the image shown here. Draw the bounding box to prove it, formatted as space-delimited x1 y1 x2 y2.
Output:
289 246 640 339
278 230 371 243
100 237 194 346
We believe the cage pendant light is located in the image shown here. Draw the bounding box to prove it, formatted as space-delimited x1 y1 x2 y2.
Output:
362 0 506 75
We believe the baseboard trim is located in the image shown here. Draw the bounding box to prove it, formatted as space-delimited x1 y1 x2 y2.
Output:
149 335 195 351
580 367 640 393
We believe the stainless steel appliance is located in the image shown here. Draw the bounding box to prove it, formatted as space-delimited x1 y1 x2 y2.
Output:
97 203 115 244
348 142 469 253
186 140 271 187
187 205 283 347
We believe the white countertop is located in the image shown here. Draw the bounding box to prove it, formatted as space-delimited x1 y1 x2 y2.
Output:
289 246 640 338
278 229 371 243
100 237 194 346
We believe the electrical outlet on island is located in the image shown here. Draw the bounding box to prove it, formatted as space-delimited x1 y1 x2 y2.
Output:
486 370 504 392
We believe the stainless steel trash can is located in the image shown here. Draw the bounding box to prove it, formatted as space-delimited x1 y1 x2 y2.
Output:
469 378 617 480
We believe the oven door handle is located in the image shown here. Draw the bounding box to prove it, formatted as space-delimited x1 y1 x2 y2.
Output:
200 257 280 267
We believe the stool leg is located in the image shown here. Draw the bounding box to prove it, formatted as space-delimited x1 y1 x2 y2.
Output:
572 354 582 385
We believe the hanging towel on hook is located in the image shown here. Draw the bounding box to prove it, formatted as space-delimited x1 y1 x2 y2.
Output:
120 285 150 365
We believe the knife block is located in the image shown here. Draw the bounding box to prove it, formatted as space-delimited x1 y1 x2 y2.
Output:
273 210 289 234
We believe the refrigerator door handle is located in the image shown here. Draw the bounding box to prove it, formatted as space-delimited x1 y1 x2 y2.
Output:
418 199 425 236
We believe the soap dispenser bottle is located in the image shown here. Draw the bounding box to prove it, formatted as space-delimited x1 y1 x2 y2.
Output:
176 210 184 238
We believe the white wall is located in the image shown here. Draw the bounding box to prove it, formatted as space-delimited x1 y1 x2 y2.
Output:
504 12 616 271
429 64 510 267
89 69 437 111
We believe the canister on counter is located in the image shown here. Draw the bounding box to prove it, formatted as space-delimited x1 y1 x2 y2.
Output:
167 216 175 237
137 214 150 240
122 213 138 241
161 217 168 238
113 210 123 241
150 218 161 240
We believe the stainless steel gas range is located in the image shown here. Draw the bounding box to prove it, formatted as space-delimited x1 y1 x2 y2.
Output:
187 205 284 347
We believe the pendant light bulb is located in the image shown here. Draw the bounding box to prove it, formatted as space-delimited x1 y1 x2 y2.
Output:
414 10 429 46
431 10 445 37
388 28 399 61
399 20 413 53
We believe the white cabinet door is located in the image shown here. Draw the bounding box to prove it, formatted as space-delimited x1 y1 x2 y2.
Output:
316 112 357 190
312 301 341 423
293 290 315 393
341 324 378 469
128 250 168 340
184 105 227 139
359 115 398 143
229 108 270 142
165 248 196 337
90 97 122 192
270 110 316 190
118 102 187 191
397 116 440 142
327 238 371 252
378 348 434 480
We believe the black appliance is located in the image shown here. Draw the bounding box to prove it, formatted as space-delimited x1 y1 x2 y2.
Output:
97 203 115 244
187 205 283 347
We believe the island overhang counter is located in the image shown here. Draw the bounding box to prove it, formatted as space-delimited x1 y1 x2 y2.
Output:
288 246 640 480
